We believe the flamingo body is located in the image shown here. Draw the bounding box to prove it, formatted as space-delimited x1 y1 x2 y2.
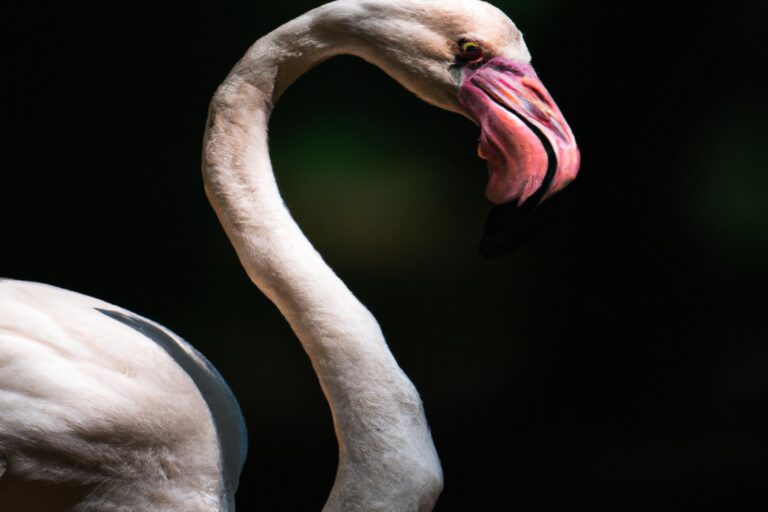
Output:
0 279 245 511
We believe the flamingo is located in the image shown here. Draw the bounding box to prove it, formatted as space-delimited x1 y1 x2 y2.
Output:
0 0 579 510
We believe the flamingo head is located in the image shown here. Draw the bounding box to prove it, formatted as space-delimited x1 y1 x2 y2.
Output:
343 0 580 255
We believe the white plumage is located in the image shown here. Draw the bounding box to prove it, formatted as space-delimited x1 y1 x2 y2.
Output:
0 279 244 510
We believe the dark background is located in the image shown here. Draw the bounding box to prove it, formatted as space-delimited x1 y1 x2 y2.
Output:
2 1 767 510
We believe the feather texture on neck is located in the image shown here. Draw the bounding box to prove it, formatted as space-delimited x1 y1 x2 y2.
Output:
202 2 444 510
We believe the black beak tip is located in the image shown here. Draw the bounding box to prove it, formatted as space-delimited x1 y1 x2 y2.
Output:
478 200 538 258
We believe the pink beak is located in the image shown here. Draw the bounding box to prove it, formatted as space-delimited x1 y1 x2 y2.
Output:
459 58 580 206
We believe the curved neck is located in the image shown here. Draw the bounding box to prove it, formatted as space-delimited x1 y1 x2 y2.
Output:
203 3 442 510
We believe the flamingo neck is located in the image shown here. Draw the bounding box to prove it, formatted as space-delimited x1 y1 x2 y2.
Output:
202 3 442 510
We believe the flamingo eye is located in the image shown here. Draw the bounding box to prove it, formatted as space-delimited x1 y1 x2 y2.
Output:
458 40 483 60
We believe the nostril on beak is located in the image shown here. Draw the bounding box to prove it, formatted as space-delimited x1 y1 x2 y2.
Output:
524 82 549 104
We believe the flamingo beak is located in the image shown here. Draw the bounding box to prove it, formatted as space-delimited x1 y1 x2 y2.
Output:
458 58 580 256
459 58 579 205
